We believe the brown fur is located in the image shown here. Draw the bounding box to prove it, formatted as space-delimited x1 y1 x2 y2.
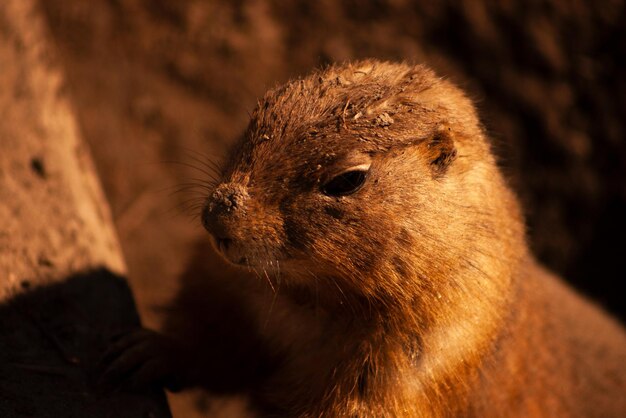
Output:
131 61 626 417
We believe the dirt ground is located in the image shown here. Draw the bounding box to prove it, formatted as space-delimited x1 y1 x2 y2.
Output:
36 0 625 416
0 1 169 415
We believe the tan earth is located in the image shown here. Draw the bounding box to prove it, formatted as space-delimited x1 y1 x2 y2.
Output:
0 1 168 416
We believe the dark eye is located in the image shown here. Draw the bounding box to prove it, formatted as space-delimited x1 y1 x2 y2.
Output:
322 169 369 197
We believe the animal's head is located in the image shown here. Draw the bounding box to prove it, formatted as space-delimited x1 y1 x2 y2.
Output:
202 61 523 305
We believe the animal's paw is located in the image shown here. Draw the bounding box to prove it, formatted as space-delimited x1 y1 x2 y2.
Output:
100 328 183 391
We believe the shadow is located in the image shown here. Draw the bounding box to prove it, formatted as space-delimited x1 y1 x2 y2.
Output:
0 268 171 417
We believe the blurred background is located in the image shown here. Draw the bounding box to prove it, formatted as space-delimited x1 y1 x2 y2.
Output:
38 0 624 416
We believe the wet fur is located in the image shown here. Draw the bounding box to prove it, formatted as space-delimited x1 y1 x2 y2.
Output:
158 61 625 417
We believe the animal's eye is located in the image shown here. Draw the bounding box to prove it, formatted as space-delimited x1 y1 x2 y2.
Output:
322 169 369 197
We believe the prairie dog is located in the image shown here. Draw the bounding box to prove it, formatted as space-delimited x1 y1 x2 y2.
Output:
106 61 626 417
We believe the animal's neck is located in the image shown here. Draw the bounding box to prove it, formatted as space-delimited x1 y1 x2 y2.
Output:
271 257 525 417
272 192 528 416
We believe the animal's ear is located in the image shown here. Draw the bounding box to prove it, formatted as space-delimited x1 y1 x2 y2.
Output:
425 126 457 177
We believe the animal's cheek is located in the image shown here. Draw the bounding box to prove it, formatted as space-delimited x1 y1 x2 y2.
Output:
277 194 391 265
277 195 319 248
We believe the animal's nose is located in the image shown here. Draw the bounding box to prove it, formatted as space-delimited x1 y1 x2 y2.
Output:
201 182 249 238
212 182 247 211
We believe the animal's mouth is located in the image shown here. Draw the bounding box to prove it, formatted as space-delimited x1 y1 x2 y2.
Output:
214 237 250 266
216 238 231 254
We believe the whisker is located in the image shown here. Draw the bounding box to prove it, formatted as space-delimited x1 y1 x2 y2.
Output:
179 146 224 175
167 187 211 197
160 160 218 181
171 198 207 218
181 151 221 177
262 267 276 294
263 258 282 331
159 182 214 193
167 191 209 202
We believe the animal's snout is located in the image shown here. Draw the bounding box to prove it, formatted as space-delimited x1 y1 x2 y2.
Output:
210 182 248 212
201 182 249 239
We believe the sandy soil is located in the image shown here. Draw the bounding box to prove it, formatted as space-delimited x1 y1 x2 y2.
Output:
0 1 168 415
33 0 626 416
